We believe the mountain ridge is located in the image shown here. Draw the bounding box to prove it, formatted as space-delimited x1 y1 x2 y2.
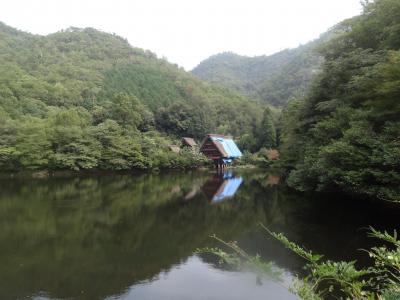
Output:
192 36 326 106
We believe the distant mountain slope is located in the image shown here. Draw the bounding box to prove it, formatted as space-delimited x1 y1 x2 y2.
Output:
0 21 270 171
192 38 324 106
0 21 264 136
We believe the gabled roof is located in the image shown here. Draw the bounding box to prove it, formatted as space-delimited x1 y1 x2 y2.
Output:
206 134 242 158
182 137 197 147
168 145 180 153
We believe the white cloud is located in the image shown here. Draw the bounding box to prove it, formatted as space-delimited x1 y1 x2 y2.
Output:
0 0 362 70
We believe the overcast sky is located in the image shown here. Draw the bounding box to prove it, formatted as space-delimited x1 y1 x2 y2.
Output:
0 0 363 70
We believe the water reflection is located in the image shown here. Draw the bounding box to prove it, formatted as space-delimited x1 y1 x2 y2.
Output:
0 170 397 300
200 171 243 203
0 171 270 300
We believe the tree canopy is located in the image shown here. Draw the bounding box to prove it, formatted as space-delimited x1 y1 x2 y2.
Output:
280 0 400 201
0 22 271 171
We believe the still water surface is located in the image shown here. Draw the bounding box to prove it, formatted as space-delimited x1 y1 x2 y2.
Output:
0 170 398 299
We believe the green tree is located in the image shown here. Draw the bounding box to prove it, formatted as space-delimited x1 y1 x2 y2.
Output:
91 120 146 170
280 0 400 201
257 108 277 148
15 117 52 169
49 108 100 170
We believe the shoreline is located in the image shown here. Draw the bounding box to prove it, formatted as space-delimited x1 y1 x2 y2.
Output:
0 165 262 179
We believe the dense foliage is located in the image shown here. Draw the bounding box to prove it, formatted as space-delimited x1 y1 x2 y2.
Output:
192 40 323 106
0 22 273 171
203 227 400 299
280 0 400 201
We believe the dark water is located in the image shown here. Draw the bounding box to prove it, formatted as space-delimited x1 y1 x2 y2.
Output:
0 170 398 300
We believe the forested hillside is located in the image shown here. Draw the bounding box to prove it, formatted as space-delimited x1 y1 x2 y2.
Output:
0 22 271 171
280 0 400 201
192 39 323 106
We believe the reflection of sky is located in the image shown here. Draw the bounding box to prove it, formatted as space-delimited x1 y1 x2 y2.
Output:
113 256 299 300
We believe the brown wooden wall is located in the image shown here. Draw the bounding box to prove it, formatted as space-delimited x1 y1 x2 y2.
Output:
200 138 222 160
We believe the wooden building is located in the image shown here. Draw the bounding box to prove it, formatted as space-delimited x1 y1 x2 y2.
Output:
168 144 180 153
200 134 242 168
181 137 197 149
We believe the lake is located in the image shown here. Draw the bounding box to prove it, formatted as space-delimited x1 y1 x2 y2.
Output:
0 170 398 300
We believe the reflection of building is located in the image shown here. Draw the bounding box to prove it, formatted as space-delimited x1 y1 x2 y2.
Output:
201 172 243 203
200 134 242 168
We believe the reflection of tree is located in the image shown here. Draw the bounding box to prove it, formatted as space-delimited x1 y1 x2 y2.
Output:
0 172 268 299
1 171 391 299
231 172 399 278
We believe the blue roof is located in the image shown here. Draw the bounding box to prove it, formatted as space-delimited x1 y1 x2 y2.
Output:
212 176 243 203
210 136 242 158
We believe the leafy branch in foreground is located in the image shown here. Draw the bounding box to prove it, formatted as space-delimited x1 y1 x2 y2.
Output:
262 224 373 299
196 234 283 282
200 226 400 300
367 227 400 299
260 224 323 264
